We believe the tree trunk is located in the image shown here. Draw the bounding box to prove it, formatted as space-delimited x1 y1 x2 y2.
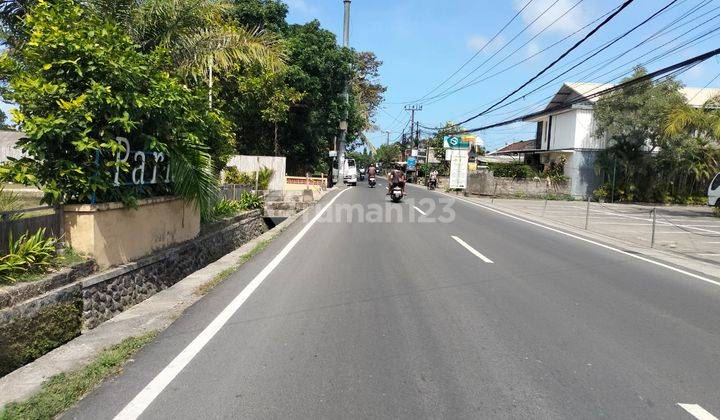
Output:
274 123 279 156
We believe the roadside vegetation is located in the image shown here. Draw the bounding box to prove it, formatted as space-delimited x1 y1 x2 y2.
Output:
223 166 274 190
593 67 720 204
207 191 264 222
0 0 384 216
0 333 156 420
488 159 567 182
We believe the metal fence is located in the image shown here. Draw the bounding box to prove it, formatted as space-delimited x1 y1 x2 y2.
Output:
220 184 253 201
0 206 62 255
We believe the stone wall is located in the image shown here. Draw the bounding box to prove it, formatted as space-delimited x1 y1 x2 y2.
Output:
467 170 571 197
0 261 97 376
82 210 265 329
0 210 265 375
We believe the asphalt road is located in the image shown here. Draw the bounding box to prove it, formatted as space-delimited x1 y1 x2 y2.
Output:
66 180 720 419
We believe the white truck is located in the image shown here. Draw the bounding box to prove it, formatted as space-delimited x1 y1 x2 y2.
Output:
709 173 720 207
331 158 358 186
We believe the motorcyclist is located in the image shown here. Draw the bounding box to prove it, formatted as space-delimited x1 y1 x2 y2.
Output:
429 169 438 188
367 164 377 183
387 164 406 196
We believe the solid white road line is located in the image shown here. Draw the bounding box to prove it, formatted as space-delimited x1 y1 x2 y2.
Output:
678 403 720 420
452 236 494 264
430 191 720 289
413 206 428 216
113 188 349 420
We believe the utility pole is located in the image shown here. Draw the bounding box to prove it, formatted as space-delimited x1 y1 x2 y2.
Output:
415 122 420 147
404 105 422 145
384 130 391 145
337 0 351 184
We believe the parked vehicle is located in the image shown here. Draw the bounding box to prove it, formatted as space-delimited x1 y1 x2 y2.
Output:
344 158 357 186
390 185 403 203
709 173 720 206
368 176 376 188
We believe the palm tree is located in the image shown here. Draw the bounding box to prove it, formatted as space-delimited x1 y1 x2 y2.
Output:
91 0 285 105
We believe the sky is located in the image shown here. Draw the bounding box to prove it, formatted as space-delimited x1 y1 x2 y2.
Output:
285 0 720 152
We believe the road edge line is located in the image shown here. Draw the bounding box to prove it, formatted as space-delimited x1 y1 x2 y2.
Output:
113 188 349 420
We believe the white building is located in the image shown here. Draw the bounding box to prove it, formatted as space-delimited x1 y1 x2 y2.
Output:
526 82 720 197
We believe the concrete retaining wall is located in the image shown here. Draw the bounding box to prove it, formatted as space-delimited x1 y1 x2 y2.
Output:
467 171 571 197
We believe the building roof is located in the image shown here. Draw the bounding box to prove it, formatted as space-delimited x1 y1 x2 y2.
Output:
530 82 720 120
491 139 537 155
545 82 614 110
680 87 720 107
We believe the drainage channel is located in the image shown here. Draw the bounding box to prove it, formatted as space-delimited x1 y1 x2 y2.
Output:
263 216 287 229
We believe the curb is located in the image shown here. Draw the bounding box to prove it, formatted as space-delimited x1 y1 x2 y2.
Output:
0 193 329 409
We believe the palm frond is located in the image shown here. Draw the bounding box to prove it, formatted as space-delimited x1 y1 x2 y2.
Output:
174 25 284 81
167 137 219 219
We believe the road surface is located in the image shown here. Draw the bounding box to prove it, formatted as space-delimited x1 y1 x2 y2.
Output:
66 180 720 419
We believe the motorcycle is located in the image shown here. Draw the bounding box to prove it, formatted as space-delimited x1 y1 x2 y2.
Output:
390 185 403 203
368 176 376 188
428 176 437 190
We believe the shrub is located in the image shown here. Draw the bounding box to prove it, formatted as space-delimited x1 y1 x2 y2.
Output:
0 0 233 217
223 166 274 190
0 228 57 284
212 199 245 219
238 190 264 210
489 162 536 179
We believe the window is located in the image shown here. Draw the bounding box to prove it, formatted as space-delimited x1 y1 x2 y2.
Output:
347 159 356 167
712 173 720 191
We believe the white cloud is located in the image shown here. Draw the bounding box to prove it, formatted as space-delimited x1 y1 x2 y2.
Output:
285 0 314 14
515 0 590 35
467 35 505 53
526 40 541 59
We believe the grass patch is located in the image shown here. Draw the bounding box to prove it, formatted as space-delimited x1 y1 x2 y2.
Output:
195 239 271 296
0 332 156 420
713 207 720 218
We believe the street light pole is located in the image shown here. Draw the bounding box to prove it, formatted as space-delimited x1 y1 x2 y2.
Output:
384 130 391 145
338 0 351 184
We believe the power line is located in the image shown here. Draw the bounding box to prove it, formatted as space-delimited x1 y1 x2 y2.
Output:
459 0 716 125
405 0 536 105
453 46 720 134
420 0 596 106
456 0 644 126
411 0 566 105
426 0 695 108
445 0 707 123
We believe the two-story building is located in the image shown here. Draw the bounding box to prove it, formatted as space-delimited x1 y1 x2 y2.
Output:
525 82 720 197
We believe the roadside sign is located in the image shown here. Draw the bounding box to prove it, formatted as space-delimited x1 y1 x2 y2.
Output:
449 149 469 189
443 135 476 150
328 151 337 157
407 157 417 171
411 149 419 157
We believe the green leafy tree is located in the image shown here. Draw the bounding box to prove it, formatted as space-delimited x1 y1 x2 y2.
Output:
230 0 288 32
0 0 232 216
374 143 401 168
594 67 687 201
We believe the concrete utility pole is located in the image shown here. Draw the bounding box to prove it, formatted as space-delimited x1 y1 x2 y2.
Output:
404 105 422 146
338 0 351 183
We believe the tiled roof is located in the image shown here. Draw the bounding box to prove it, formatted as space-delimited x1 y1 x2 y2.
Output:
494 139 537 154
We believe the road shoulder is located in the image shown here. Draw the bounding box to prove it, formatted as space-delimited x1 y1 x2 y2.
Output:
0 189 337 410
